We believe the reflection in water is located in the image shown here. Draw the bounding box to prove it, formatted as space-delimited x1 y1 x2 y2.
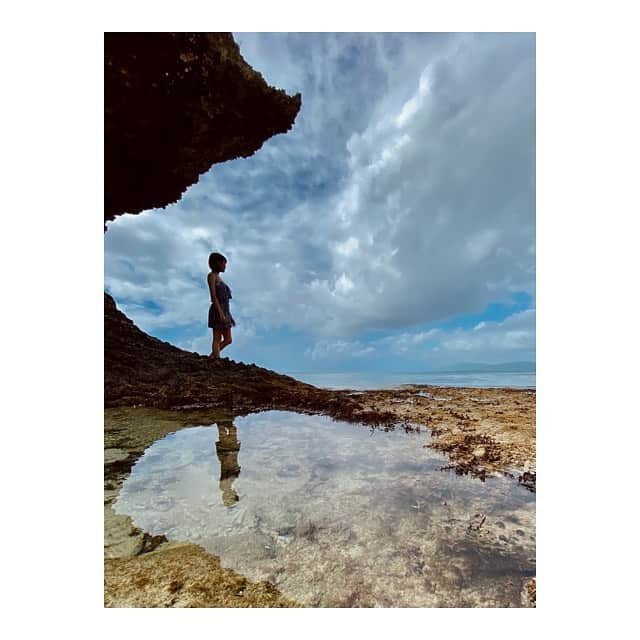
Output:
116 411 536 607
215 421 241 506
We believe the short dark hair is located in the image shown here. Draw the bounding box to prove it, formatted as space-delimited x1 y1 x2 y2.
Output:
208 252 227 271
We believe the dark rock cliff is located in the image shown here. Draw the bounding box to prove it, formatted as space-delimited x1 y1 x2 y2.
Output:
105 32 301 225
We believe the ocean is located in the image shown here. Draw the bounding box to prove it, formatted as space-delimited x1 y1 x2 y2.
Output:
286 370 536 390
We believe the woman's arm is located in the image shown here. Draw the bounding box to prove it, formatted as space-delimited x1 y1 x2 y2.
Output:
207 273 226 320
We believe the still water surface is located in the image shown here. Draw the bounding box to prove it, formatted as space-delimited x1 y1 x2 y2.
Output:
115 411 535 607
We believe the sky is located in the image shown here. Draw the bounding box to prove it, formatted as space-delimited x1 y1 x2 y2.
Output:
104 32 535 373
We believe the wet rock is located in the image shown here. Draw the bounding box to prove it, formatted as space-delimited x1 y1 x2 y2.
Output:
104 448 129 464
518 471 536 492
104 505 144 558
296 520 319 542
521 577 536 607
468 513 486 531
104 543 298 607
472 446 486 459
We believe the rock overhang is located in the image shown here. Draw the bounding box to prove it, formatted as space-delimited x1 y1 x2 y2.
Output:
105 32 301 226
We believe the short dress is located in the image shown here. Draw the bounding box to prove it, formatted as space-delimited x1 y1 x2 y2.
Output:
208 278 236 329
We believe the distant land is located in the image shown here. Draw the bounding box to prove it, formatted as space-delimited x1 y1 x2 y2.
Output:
432 361 536 373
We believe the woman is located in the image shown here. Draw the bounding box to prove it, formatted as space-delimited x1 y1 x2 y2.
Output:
207 252 235 358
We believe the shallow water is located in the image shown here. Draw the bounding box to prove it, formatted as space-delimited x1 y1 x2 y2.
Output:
115 411 535 607
287 371 536 390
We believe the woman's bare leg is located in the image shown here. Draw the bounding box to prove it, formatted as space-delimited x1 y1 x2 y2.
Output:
211 329 223 358
220 327 233 352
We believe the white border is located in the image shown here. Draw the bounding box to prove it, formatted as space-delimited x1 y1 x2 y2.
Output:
4 0 639 635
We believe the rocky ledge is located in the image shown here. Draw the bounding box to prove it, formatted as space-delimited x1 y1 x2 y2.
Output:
105 32 301 225
105 292 401 427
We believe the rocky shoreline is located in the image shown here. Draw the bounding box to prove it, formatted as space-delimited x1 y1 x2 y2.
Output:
105 293 535 608
104 375 535 606
358 385 536 486
106 290 535 484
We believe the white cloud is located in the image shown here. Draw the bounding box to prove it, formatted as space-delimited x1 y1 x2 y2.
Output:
304 309 534 366
105 33 535 357
395 66 432 128
333 273 355 295
335 237 359 257
305 339 374 361
440 309 536 356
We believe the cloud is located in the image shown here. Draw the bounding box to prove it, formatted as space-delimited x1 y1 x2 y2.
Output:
305 309 535 368
439 309 535 356
105 33 535 369
308 34 535 334
305 339 375 361
377 329 442 354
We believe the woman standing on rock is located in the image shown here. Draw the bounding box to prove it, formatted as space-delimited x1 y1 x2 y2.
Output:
207 252 235 359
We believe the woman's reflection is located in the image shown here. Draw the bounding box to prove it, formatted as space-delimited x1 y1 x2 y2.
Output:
215 420 241 506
